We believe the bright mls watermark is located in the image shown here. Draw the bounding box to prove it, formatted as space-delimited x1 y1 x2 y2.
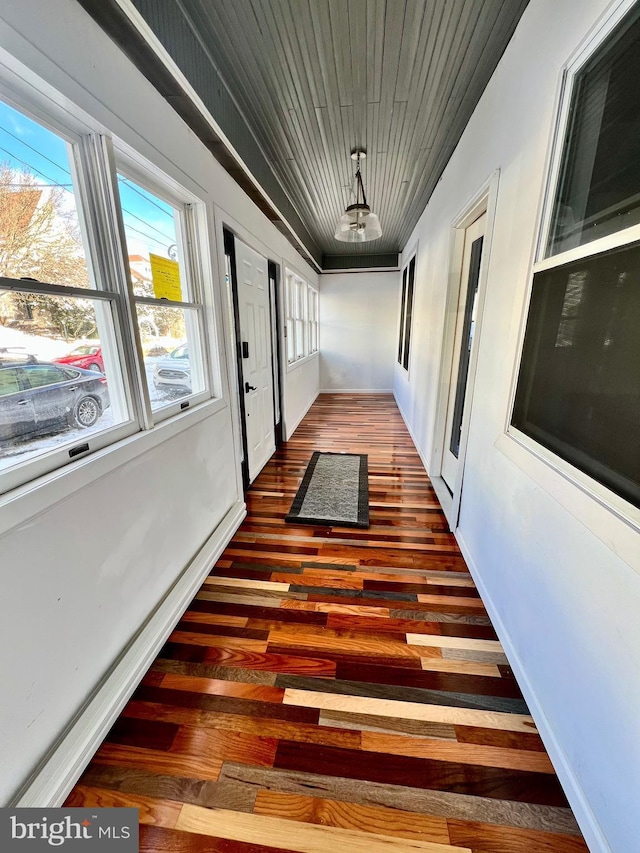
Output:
0 809 138 850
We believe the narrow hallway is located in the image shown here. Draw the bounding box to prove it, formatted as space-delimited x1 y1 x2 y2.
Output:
67 394 588 852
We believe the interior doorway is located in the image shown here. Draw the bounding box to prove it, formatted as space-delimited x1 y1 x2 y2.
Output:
431 173 498 530
224 229 282 488
441 212 486 493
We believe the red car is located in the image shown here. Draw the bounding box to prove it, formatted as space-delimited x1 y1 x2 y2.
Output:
54 343 104 373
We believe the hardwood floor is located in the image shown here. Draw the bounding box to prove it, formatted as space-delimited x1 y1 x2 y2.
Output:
66 393 588 852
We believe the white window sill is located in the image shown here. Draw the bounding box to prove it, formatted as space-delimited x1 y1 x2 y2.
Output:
0 395 229 537
286 350 319 373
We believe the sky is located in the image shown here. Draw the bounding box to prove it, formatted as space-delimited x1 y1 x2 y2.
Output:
0 99 177 261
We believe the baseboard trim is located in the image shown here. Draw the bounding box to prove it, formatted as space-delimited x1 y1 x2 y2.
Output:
14 499 247 808
285 391 319 441
455 529 611 853
393 393 431 477
393 394 455 529
319 388 394 394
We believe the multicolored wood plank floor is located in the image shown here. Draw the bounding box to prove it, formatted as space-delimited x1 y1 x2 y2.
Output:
67 394 588 852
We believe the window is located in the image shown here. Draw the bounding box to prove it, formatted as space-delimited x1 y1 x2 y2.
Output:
285 273 295 364
547 5 640 256
294 278 305 360
0 90 216 495
285 270 317 365
512 4 640 511
308 287 318 354
116 173 207 416
1 100 131 486
397 255 415 370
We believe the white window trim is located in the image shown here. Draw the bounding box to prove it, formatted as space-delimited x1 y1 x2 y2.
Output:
308 287 319 355
113 159 215 423
286 349 320 373
0 63 222 499
429 174 498 530
284 269 318 370
500 0 640 541
535 0 640 265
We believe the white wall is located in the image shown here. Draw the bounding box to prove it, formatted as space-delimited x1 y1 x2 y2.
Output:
394 2 640 851
0 0 318 804
283 355 320 439
0 410 237 801
319 272 399 392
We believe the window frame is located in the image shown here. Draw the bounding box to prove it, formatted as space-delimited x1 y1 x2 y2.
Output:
505 0 640 528
0 277 138 494
284 268 318 369
535 0 640 268
308 287 319 354
0 72 220 499
0 97 141 492
113 157 213 423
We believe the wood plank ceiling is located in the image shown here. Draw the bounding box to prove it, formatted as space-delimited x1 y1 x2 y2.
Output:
80 0 531 269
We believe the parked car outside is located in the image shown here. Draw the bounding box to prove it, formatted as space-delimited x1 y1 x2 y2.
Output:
0 354 110 442
152 343 191 394
54 343 104 373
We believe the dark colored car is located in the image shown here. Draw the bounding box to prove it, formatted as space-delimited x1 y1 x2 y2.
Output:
0 355 110 442
54 343 104 373
152 343 191 394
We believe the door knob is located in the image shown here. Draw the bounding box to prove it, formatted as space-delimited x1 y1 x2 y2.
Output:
245 382 257 393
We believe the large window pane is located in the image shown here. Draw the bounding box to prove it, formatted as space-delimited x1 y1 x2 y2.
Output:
295 278 305 360
286 274 295 363
0 100 91 288
117 172 210 412
512 242 640 507
0 290 129 472
548 6 640 256
136 303 204 410
117 175 187 301
308 288 318 354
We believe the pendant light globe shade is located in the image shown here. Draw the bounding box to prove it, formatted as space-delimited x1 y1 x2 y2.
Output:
334 203 382 242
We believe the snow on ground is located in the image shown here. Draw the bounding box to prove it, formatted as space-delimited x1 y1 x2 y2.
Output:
0 326 73 360
1 328 186 470
0 410 116 470
0 356 185 471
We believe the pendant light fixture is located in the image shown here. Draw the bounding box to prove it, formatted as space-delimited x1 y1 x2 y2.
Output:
334 148 382 242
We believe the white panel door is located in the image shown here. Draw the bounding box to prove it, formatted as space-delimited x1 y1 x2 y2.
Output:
235 238 276 483
441 213 486 492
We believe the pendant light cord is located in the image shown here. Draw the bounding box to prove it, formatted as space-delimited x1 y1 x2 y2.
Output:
354 152 368 208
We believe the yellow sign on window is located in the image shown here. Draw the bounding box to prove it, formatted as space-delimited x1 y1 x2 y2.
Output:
150 253 182 301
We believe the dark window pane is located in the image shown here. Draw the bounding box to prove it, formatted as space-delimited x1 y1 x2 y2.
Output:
398 266 407 364
513 242 640 507
449 237 483 457
402 257 415 370
548 6 640 255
